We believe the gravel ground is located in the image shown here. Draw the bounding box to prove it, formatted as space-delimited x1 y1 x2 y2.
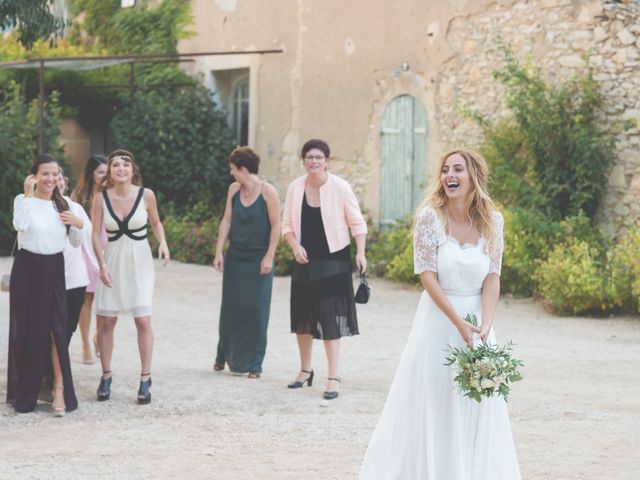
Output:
0 257 638 480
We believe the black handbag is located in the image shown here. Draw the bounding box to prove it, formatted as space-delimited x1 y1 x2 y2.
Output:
354 272 371 304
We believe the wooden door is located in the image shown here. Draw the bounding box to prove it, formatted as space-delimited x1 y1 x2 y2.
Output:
379 95 428 225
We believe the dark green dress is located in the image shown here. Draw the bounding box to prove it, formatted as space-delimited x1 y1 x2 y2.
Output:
215 189 273 374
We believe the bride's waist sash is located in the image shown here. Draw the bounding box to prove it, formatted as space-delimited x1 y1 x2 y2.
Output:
442 288 481 297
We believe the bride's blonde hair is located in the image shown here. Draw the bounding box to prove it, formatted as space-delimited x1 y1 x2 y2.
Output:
415 148 497 251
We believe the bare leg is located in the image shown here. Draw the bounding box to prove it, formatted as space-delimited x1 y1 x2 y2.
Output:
95 316 103 356
323 339 341 393
98 316 117 377
78 292 94 362
293 333 313 382
50 332 65 413
134 316 153 378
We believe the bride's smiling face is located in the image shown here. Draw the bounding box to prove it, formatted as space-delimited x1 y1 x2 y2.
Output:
441 153 472 200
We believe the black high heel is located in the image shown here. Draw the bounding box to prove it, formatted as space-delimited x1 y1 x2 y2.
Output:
323 377 341 400
287 369 314 389
137 373 152 405
97 371 112 401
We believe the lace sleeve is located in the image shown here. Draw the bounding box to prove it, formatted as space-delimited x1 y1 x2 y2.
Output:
488 211 504 276
413 208 441 274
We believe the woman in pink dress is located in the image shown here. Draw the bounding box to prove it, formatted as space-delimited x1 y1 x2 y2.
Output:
71 154 108 363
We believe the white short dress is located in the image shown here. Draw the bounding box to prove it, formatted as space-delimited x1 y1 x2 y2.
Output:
95 187 155 317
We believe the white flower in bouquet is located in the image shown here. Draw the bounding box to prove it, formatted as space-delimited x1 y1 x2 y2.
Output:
480 378 496 389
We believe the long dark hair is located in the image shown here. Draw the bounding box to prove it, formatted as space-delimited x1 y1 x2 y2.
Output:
101 149 143 190
31 154 69 215
71 154 107 214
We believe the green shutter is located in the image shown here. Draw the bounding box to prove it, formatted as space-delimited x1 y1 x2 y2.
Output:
380 95 428 225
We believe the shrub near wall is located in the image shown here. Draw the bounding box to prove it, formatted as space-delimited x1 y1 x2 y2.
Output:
0 82 63 252
110 85 236 216
535 239 608 315
606 230 640 313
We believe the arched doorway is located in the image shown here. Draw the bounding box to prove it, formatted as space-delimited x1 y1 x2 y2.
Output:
379 95 428 225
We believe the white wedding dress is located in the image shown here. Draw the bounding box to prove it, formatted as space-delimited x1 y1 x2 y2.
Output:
360 207 520 480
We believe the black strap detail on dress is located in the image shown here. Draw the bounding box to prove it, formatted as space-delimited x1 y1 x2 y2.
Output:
103 188 148 242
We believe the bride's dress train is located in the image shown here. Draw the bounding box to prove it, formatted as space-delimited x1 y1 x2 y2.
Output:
359 208 520 480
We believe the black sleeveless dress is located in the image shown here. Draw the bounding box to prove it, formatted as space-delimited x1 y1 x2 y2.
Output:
290 194 358 340
215 189 274 373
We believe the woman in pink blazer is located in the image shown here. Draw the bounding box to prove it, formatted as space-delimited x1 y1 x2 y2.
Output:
282 139 367 400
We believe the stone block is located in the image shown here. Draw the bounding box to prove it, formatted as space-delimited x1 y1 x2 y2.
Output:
628 47 640 60
611 20 625 34
617 29 636 46
609 165 627 188
594 26 608 42
613 48 628 63
559 54 586 68
629 173 640 192
589 55 604 67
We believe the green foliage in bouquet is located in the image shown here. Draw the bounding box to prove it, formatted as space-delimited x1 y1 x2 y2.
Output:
445 315 524 403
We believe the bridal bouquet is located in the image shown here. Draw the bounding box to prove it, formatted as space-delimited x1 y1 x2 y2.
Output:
445 314 523 403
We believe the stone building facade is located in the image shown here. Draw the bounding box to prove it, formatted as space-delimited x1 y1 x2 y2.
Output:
178 0 639 229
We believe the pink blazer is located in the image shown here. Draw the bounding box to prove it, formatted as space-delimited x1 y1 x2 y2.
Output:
282 173 368 253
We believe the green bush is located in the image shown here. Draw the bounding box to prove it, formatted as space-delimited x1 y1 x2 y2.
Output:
367 218 412 276
110 85 236 215
487 46 614 220
501 208 555 296
0 82 63 252
535 239 609 315
274 239 294 276
149 202 219 265
607 230 640 312
387 242 420 286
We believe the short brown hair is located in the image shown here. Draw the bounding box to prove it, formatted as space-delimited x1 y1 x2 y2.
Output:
229 146 260 174
301 139 330 159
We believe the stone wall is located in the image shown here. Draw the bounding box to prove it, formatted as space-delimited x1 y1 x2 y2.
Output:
437 0 640 234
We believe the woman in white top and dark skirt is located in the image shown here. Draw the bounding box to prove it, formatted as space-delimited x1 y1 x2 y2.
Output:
92 149 170 405
7 154 84 416
58 167 98 345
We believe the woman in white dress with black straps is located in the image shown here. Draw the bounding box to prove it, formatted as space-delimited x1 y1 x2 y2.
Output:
92 149 170 405
360 149 520 480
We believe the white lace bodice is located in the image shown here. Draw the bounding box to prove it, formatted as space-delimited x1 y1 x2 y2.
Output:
413 207 504 295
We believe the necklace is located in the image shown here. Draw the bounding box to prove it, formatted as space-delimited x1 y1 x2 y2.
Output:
240 181 259 199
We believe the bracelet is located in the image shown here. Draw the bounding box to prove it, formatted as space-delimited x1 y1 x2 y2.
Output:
100 264 107 269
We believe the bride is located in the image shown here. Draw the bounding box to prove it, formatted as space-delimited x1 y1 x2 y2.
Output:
360 149 520 479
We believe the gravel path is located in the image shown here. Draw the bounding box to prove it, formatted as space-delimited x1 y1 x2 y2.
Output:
0 257 638 479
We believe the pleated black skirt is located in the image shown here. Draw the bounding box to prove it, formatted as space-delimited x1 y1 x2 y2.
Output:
6 249 78 413
290 246 359 340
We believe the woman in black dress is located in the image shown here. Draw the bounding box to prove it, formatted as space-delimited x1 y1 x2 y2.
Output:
7 154 83 416
282 139 368 400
